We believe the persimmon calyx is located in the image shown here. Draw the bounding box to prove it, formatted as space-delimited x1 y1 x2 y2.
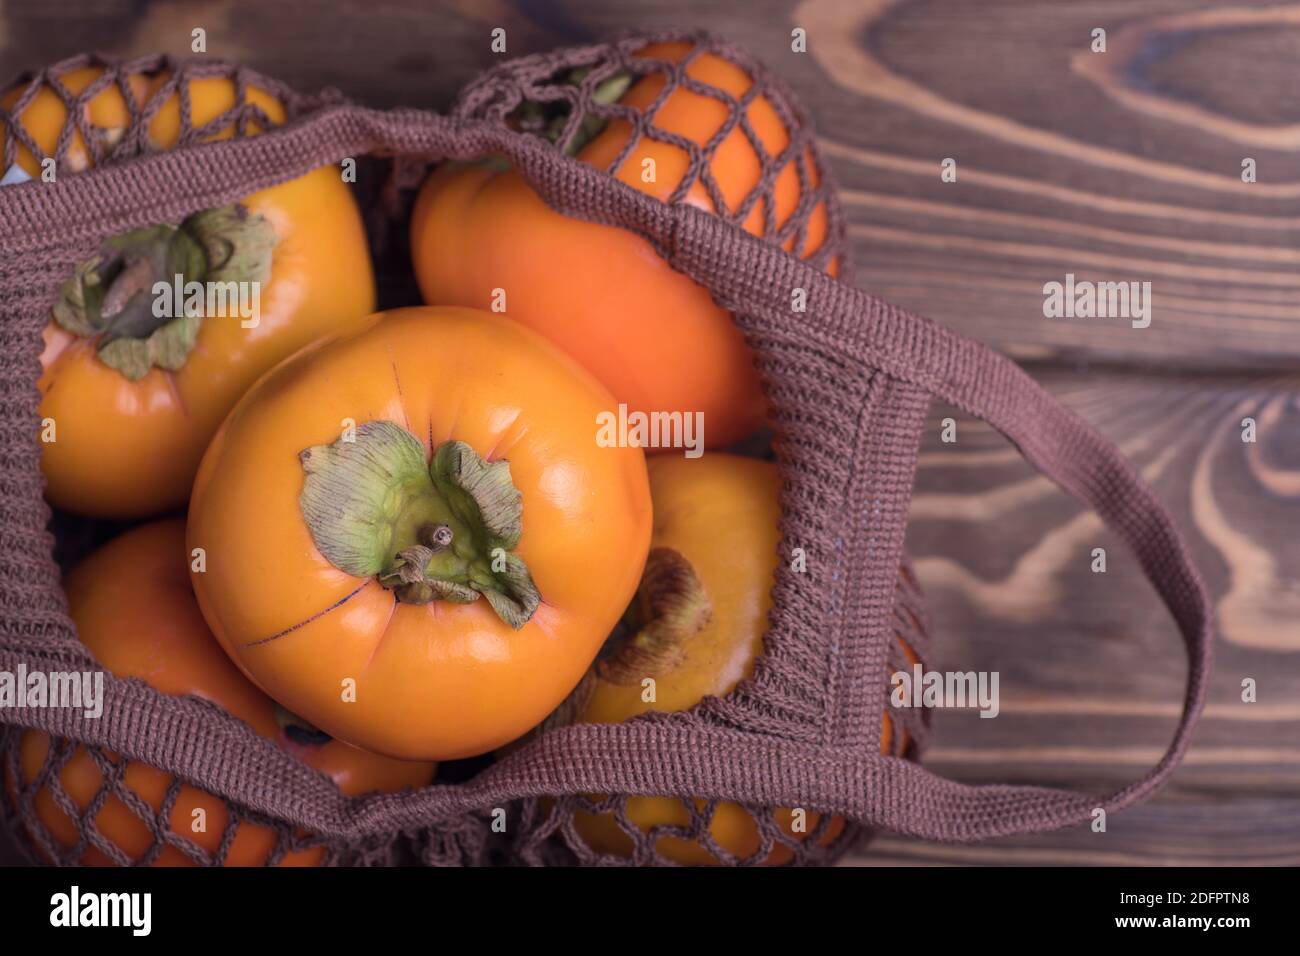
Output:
298 420 541 629
508 67 632 156
595 546 712 685
52 203 276 382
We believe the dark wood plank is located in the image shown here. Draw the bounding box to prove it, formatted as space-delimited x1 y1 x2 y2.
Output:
848 796 1300 866
809 0 1300 365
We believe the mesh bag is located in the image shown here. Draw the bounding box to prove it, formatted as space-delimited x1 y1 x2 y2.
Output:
0 32 1211 866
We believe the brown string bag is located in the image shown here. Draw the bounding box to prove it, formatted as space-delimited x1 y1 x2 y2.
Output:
0 32 1211 866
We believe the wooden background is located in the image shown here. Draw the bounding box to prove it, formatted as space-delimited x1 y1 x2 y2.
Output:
2 0 1298 865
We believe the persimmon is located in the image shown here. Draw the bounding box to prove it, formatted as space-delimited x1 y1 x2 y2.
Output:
1 64 375 518
411 40 836 451
6 520 434 866
187 306 653 761
565 454 872 865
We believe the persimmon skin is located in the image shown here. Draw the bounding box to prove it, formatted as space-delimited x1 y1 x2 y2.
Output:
188 306 653 762
573 455 854 865
6 520 434 867
6 66 376 518
411 42 834 452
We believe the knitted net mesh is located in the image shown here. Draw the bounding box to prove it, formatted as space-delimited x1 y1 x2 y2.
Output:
506 563 932 866
0 52 332 174
0 53 404 866
450 34 844 274
0 31 1209 867
0 35 925 868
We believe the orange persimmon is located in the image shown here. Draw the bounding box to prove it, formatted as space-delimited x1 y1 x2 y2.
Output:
1 64 375 518
568 454 857 865
187 306 653 761
6 520 434 866
411 40 835 451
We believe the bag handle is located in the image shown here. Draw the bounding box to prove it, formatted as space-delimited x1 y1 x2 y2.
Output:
852 315 1215 840
654 203 1214 837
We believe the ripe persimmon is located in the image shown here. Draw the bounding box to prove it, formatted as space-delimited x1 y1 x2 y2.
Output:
411 41 835 450
6 520 434 866
566 455 868 865
187 307 653 761
1 64 375 517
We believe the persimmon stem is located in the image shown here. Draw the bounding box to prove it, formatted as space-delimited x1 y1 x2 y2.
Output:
298 421 540 629
559 71 633 157
52 203 276 381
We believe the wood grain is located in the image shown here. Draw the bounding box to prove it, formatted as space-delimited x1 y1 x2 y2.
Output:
888 368 1300 864
852 797 1300 865
1 0 1297 867
5 0 1295 362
